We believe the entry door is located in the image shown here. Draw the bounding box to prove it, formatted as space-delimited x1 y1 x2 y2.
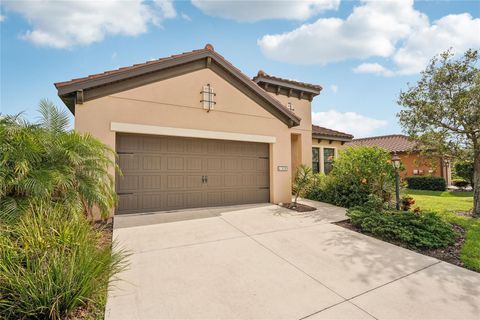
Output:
115 133 270 214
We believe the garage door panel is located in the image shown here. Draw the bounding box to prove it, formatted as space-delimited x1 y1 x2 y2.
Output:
167 139 185 153
117 175 140 192
143 155 163 170
118 194 139 213
117 135 143 153
204 175 223 188
142 175 163 190
207 141 225 155
257 175 270 187
224 158 241 170
257 158 269 171
167 157 184 171
184 192 203 208
167 175 185 189
118 154 140 171
241 158 255 170
185 139 206 154
207 158 223 171
116 133 270 214
143 136 167 153
225 174 242 187
186 157 203 171
141 193 163 210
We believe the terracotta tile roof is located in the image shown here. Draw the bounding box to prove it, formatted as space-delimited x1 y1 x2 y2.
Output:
253 70 322 93
346 134 418 153
55 47 212 88
312 125 353 140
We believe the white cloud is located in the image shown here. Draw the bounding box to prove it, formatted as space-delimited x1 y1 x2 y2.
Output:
312 110 388 138
181 12 192 21
392 13 480 75
258 0 480 75
3 0 177 48
0 15 5 22
353 63 394 77
191 0 339 22
330 84 338 93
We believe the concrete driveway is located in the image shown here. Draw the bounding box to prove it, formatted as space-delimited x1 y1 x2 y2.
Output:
106 200 480 320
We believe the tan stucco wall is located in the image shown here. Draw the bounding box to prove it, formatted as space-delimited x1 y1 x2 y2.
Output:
266 93 313 173
311 139 348 173
75 68 295 216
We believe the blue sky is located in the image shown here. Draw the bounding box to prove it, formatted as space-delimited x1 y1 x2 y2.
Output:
1 0 479 137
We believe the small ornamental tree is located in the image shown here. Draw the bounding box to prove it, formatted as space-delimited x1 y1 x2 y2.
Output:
292 165 313 207
398 49 480 216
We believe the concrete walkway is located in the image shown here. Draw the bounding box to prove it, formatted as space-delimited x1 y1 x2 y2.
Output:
106 200 480 320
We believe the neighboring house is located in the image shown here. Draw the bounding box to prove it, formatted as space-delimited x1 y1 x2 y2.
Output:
347 134 452 185
55 44 351 216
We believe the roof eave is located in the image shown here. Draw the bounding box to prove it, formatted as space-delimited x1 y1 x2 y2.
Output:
312 134 353 142
253 75 322 96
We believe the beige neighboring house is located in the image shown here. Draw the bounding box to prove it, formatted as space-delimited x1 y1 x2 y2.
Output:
55 44 352 216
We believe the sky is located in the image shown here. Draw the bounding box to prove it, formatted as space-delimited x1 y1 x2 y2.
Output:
1 0 479 138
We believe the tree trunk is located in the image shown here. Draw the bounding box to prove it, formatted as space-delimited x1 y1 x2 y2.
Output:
474 149 480 217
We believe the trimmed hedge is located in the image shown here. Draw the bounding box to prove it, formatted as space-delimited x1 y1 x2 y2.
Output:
405 176 446 191
346 206 456 249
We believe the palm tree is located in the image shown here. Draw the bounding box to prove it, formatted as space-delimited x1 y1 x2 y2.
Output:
0 100 117 220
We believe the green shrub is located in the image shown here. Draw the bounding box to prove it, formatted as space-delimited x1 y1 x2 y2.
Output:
452 178 470 189
0 202 126 319
306 146 395 208
305 173 327 200
405 176 446 191
346 206 456 249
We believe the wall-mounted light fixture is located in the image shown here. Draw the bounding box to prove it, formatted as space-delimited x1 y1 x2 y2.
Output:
201 83 216 112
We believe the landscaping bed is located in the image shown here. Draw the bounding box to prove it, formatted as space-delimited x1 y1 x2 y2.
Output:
336 219 469 270
281 202 317 212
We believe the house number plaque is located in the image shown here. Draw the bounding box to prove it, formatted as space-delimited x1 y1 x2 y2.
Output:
277 166 288 172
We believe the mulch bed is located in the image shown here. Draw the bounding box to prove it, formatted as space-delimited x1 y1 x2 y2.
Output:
94 220 114 248
281 202 317 212
335 219 467 270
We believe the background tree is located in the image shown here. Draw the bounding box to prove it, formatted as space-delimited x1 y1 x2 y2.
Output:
398 49 480 216
454 160 474 188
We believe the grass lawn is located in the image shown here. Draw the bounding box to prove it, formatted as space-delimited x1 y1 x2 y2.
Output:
404 189 480 272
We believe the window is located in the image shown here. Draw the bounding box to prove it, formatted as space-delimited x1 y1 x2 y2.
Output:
312 147 320 173
323 148 335 174
201 84 216 111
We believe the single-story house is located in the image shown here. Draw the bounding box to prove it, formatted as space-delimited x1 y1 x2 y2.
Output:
55 44 352 216
347 134 452 184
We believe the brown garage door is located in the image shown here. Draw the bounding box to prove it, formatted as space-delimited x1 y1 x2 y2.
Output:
115 133 270 214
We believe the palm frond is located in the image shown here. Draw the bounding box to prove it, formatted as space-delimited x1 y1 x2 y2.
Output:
37 99 70 133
